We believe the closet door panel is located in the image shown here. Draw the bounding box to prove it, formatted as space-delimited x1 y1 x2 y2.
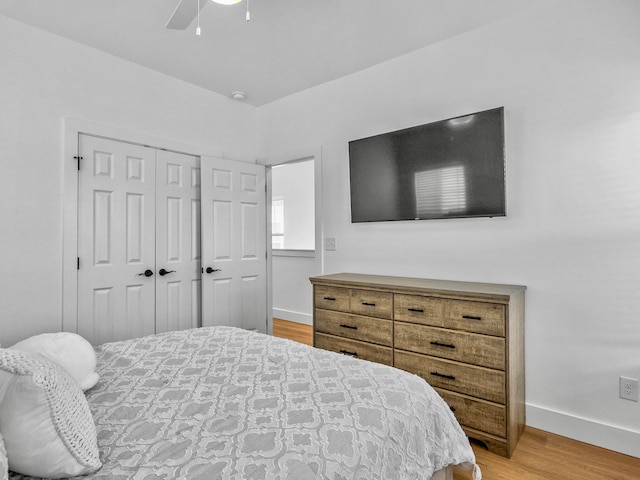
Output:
201 157 267 332
77 134 156 345
155 150 201 333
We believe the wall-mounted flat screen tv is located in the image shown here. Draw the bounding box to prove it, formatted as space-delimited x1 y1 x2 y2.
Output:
348 107 505 223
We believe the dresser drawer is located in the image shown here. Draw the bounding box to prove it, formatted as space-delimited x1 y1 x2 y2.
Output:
394 294 445 325
315 333 393 366
315 309 393 347
435 388 506 438
394 350 505 404
350 289 393 319
314 285 350 312
443 299 505 336
394 322 505 370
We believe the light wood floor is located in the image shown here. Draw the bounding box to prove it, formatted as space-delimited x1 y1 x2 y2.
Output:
273 317 314 346
272 318 640 480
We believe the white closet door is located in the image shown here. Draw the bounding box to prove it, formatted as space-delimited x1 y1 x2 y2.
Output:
155 150 201 333
77 134 156 345
201 157 267 333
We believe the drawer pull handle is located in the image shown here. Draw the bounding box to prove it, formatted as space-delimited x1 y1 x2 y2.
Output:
340 324 358 330
361 302 376 306
430 341 456 349
323 296 336 301
430 371 456 380
339 349 358 357
462 315 482 321
408 308 424 313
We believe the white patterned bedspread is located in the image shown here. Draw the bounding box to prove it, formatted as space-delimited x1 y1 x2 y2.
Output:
11 327 479 479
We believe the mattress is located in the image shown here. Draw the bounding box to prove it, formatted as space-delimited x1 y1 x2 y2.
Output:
10 326 479 479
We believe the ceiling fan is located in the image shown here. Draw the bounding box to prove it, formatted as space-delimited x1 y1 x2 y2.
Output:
166 0 249 31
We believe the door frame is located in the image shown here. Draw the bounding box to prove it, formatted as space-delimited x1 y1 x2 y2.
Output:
62 117 229 334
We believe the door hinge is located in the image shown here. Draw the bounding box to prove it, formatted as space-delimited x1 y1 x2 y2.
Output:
74 155 83 170
77 257 80 270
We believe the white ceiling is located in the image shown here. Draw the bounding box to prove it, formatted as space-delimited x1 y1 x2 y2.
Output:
0 0 534 106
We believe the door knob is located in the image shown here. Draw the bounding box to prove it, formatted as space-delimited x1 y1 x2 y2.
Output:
137 269 154 277
159 268 176 276
205 267 221 274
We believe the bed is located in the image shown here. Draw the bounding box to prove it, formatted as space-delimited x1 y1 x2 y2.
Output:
3 326 480 479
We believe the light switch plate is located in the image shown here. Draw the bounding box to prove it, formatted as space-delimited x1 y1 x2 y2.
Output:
324 237 337 251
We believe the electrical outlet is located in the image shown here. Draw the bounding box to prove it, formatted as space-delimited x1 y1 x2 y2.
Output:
619 376 639 402
324 237 337 251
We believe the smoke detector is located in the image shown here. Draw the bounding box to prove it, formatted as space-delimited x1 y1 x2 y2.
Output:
231 91 246 101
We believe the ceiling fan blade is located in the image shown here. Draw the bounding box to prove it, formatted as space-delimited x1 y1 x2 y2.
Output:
166 0 206 30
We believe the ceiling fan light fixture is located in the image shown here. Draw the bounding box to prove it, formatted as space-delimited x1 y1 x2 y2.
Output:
210 0 242 5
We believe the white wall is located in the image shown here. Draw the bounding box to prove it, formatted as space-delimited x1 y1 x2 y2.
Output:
0 16 256 347
272 255 316 326
257 0 640 456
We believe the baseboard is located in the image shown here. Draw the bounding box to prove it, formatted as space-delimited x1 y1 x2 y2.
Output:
272 309 312 326
526 403 640 458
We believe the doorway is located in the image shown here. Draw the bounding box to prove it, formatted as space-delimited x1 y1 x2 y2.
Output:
264 147 323 331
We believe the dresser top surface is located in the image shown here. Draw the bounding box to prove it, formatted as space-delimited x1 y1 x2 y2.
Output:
310 273 526 299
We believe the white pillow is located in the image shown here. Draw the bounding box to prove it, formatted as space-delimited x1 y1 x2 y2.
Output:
0 348 101 478
11 332 99 391
0 430 7 480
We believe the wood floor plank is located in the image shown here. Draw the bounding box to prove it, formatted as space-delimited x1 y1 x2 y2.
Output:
273 317 313 346
272 318 640 479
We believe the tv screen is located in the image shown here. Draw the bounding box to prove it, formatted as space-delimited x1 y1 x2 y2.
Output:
348 107 505 223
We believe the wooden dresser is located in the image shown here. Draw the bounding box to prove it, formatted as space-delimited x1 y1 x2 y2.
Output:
310 273 526 458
